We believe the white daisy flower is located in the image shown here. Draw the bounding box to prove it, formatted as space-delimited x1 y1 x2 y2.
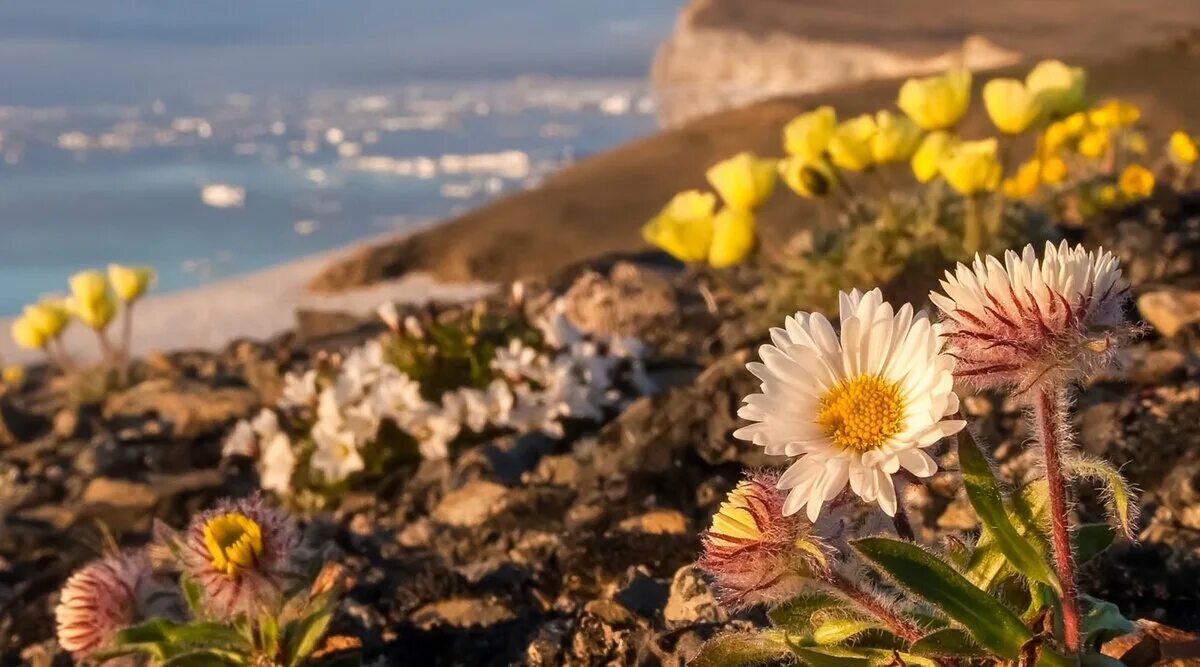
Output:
396 401 462 460
222 419 257 458
258 430 295 495
491 339 543 382
536 298 584 349
280 370 318 409
373 370 424 418
735 288 965 521
310 418 365 482
930 241 1130 393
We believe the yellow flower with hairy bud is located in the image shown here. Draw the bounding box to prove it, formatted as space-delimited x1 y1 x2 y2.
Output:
1169 131 1198 165
69 293 116 330
107 264 155 303
1077 130 1110 159
641 191 717 264
778 156 833 198
783 106 837 161
11 316 47 350
826 114 876 172
1089 99 1140 129
1040 121 1072 155
203 512 265 578
1063 112 1090 135
1040 157 1067 185
1025 60 1087 117
1002 160 1041 199
911 131 957 183
2 365 24 386
939 139 1001 196
23 299 70 339
708 208 757 268
870 110 923 163
983 78 1043 134
69 270 108 304
897 68 972 131
1118 164 1155 199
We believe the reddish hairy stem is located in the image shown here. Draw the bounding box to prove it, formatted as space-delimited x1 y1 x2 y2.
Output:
829 571 922 643
1034 388 1081 654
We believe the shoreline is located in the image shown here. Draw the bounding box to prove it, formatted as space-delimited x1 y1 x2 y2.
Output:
0 226 494 364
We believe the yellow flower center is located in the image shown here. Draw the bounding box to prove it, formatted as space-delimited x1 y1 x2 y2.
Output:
203 512 264 578
708 482 763 547
817 375 905 452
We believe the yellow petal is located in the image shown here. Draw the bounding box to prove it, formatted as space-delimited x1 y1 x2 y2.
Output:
939 139 1000 196
871 110 923 163
107 264 156 302
778 156 833 198
11 316 47 350
983 78 1043 135
911 131 957 183
642 190 716 264
1025 60 1087 117
897 68 972 131
706 152 776 211
1118 164 1154 199
708 208 756 268
827 114 877 172
782 106 837 160
1169 131 1198 165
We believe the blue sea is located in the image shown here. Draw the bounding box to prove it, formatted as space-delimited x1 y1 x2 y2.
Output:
0 1 680 315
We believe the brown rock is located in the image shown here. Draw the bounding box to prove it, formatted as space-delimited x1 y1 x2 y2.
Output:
432 480 509 527
1137 290 1200 337
663 565 728 628
103 378 258 439
410 597 515 629
616 509 689 536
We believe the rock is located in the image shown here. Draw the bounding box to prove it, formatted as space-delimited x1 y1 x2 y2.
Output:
663 565 727 628
1137 290 1200 337
617 509 689 536
583 599 638 627
410 597 516 629
613 566 670 619
294 309 370 342
559 263 679 340
524 454 580 487
1103 619 1200 664
431 480 509 527
103 378 258 440
79 477 157 531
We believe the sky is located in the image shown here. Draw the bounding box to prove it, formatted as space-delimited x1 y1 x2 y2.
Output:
0 1 683 105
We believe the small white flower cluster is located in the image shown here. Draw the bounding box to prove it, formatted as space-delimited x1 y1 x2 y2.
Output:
223 299 654 495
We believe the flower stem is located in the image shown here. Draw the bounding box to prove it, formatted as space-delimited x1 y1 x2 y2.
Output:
963 194 983 257
829 571 921 642
1034 388 1081 654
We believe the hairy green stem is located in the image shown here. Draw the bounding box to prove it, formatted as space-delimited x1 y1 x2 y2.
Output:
829 571 922 643
1033 388 1081 654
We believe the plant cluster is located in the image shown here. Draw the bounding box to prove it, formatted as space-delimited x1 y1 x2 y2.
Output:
223 296 654 506
694 242 1139 666
54 496 355 666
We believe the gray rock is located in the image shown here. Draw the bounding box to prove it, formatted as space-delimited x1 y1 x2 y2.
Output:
663 565 728 629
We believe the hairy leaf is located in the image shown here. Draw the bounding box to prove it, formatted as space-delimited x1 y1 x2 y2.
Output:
909 628 987 658
1075 523 1117 565
691 630 791 667
957 430 1060 592
811 618 886 645
853 538 1071 666
1081 596 1135 650
768 593 845 631
965 481 1049 591
284 607 335 667
1065 455 1139 539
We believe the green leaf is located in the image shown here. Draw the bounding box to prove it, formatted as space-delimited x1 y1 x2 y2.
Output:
1065 455 1139 539
852 538 1071 667
768 593 845 631
1075 523 1116 565
691 631 791 667
1081 596 1135 649
258 613 281 656
965 481 1049 591
162 650 251 666
810 618 886 645
283 607 335 667
909 628 987 658
789 646 873 667
164 622 253 652
180 574 207 619
957 430 1060 592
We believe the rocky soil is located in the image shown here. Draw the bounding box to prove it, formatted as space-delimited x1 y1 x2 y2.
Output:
4 190 1200 665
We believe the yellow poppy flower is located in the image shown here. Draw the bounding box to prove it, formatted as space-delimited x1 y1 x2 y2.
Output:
1089 99 1140 129
778 156 833 198
827 114 876 172
1094 184 1120 207
23 299 70 339
870 110 923 163
1118 164 1154 199
1077 130 1110 159
939 139 1001 196
11 316 47 350
1040 121 1072 155
1063 112 1090 135
641 190 717 264
897 68 972 131
1002 160 1041 199
983 78 1043 134
1025 60 1087 117
107 264 156 303
1040 157 1068 185
69 270 108 304
910 131 957 183
69 293 117 330
1169 131 1198 165
783 106 837 161
708 208 757 268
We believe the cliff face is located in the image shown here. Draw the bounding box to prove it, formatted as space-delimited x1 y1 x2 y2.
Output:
651 0 1200 127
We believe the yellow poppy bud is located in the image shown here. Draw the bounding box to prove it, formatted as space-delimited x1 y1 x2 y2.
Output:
1118 164 1154 199
1077 130 1110 159
778 156 832 198
1094 184 1120 207
107 264 156 303
1169 131 1198 165
783 106 837 161
69 270 108 304
1089 99 1140 129
939 139 1001 196
1025 60 1087 117
1063 112 1090 135
1 365 24 386
897 68 972 131
826 114 876 172
1040 121 1072 156
11 316 47 350
23 299 70 339
708 208 757 268
641 190 716 264
1040 157 1068 185
1002 160 1041 199
870 110 923 163
982 78 1043 135
910 131 957 183
69 292 117 330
